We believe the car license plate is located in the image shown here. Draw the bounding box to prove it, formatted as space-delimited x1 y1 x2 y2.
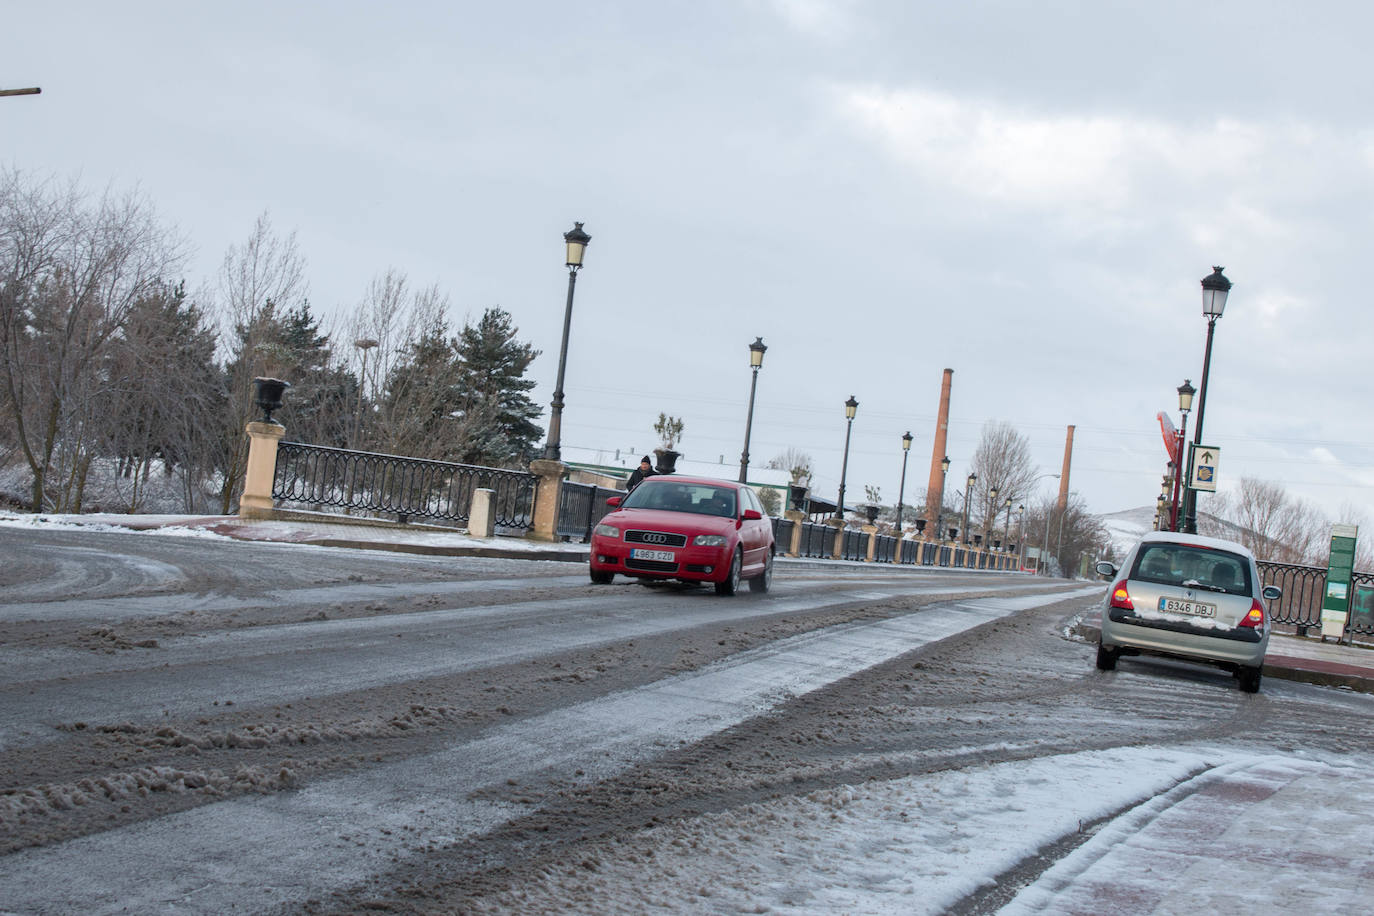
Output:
631 548 675 562
1159 597 1216 618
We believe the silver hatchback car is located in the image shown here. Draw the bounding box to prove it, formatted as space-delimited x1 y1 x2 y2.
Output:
1094 532 1282 693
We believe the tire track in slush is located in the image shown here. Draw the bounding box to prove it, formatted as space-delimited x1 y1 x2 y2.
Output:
0 587 1097 914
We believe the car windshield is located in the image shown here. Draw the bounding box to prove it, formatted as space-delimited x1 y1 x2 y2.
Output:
622 481 737 518
1132 543 1251 595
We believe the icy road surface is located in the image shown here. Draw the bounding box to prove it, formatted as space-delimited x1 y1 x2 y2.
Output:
2 523 1373 914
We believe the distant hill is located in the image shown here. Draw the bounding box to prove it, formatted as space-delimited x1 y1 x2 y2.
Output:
1099 507 1247 561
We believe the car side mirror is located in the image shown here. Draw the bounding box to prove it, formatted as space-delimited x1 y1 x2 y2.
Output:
741 509 763 521
1262 585 1283 601
606 496 622 507
1095 561 1117 579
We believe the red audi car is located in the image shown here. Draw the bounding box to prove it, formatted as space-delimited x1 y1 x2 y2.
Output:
589 475 775 595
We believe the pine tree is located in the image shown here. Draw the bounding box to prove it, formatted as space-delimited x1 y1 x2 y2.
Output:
451 307 543 466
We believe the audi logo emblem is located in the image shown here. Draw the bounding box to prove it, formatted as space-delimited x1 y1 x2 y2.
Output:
642 533 669 544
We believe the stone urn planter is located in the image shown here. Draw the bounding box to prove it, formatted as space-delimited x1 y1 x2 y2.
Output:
653 448 680 474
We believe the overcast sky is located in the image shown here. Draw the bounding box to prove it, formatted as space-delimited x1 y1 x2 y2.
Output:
8 1 1373 524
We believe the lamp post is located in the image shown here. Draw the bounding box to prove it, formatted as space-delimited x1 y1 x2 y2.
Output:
1015 503 1025 568
987 486 999 545
1182 266 1231 533
934 456 950 541
1171 379 1194 531
541 222 591 461
895 431 914 534
1002 496 1013 551
738 337 767 482
961 472 977 545
835 396 859 521
351 338 378 448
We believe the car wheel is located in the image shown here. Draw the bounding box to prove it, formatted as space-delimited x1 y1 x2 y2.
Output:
1095 643 1118 671
1238 665 1262 693
748 550 774 594
715 548 742 596
589 569 614 585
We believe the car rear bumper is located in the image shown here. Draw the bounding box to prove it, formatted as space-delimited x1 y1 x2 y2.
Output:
1102 608 1267 666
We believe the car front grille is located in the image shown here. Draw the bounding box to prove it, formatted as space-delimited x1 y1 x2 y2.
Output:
625 530 688 548
626 558 678 573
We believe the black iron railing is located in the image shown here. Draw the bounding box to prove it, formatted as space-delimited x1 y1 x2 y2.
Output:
873 534 897 564
772 517 795 551
557 482 622 541
272 441 536 530
842 529 867 561
800 521 831 558
1257 561 1326 630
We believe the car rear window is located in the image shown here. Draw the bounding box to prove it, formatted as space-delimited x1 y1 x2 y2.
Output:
1131 543 1251 595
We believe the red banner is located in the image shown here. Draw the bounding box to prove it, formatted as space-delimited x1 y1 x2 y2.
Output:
1158 412 1179 465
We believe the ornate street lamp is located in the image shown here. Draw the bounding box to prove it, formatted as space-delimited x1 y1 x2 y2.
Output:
738 337 767 482
934 455 951 541
895 431 914 534
961 472 977 545
542 222 591 461
1002 496 1013 551
835 396 859 521
1170 379 1194 531
1182 267 1230 532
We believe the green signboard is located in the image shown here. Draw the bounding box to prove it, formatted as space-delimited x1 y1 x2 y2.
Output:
1351 584 1374 635
1321 524 1359 639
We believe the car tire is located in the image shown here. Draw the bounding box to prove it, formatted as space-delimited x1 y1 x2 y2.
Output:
715 548 742 596
1095 643 1118 671
590 569 614 585
748 550 774 594
1238 665 1262 693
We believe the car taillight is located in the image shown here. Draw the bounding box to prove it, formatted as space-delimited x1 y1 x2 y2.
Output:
1239 599 1265 629
1109 579 1133 610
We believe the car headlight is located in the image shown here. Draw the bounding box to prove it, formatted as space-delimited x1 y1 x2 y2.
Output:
693 534 728 547
593 524 620 538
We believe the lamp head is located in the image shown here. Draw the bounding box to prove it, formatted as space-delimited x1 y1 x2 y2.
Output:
1201 266 1231 318
748 336 767 368
564 222 591 268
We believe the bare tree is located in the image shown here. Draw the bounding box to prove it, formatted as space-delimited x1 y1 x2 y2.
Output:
0 168 185 511
767 448 813 484
1208 477 1330 565
970 420 1037 541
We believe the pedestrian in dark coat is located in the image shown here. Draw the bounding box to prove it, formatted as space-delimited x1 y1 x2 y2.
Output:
627 455 657 492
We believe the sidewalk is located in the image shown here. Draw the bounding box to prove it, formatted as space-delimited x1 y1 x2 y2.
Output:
2 512 592 562
1074 608 1374 694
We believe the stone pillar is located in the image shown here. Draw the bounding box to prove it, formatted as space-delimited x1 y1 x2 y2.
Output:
826 517 845 560
469 488 496 538
785 509 805 557
893 538 904 565
528 458 566 542
239 421 285 519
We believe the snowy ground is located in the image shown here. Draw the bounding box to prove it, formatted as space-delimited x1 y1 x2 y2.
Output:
3 515 1373 914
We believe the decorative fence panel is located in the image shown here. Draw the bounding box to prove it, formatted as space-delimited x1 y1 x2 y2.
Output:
772 517 795 552
556 482 623 541
873 534 897 564
841 529 867 561
272 442 536 530
800 522 832 558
